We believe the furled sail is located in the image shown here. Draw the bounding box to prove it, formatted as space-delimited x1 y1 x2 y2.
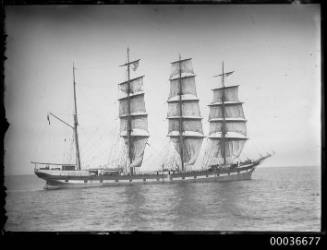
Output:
167 57 204 171
118 55 149 173
207 74 248 166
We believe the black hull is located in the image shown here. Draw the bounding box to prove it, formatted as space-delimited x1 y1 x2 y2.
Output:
34 162 259 189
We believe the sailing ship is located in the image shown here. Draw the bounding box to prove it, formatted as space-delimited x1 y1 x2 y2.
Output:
33 49 272 189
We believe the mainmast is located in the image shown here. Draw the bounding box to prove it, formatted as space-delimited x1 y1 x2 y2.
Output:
73 64 81 170
178 54 185 171
220 62 227 166
167 56 204 172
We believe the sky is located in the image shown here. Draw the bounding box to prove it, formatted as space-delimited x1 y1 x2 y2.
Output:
4 4 321 175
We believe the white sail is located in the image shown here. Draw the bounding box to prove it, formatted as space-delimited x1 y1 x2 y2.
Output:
164 142 182 170
212 85 240 103
170 58 194 79
209 120 246 135
209 104 245 120
168 101 202 118
119 94 147 117
120 116 148 136
206 138 246 165
124 137 148 168
119 76 144 96
170 137 203 165
169 76 197 98
169 119 203 134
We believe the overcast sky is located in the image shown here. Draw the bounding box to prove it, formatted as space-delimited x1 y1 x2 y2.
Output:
4 4 320 175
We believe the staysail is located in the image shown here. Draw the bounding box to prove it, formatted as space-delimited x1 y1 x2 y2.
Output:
207 63 247 166
118 49 149 174
167 56 204 171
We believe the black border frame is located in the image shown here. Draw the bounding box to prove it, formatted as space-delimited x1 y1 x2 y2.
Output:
0 0 325 247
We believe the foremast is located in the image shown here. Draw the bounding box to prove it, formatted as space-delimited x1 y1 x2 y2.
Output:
167 55 204 172
119 48 149 175
207 62 247 167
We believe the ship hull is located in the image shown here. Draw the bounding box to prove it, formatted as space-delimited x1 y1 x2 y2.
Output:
35 163 258 190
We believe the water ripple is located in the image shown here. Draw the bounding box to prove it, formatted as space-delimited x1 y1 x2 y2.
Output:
4 167 321 231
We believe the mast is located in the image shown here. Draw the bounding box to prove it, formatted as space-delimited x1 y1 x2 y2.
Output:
207 63 248 167
220 62 227 166
167 56 204 172
73 64 81 170
126 48 133 175
118 49 149 175
178 54 185 171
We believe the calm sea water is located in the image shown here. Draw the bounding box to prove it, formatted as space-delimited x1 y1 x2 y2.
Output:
4 166 321 231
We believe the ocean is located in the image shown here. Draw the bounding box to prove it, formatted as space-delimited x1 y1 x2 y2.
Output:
4 166 321 231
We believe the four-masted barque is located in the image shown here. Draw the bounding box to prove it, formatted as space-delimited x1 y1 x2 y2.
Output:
33 49 272 189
